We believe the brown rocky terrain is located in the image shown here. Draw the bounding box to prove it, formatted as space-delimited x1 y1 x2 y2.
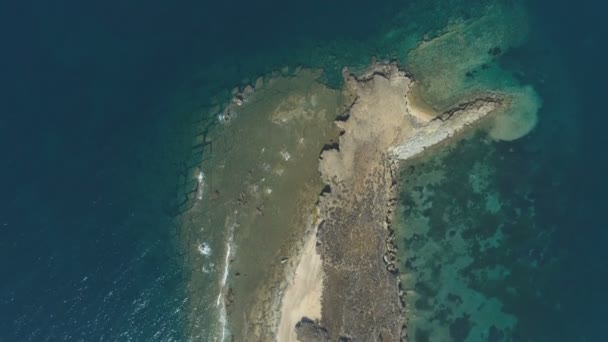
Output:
314 64 412 341
307 62 503 341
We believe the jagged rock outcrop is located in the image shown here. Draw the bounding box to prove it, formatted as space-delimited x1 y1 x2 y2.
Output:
295 317 331 342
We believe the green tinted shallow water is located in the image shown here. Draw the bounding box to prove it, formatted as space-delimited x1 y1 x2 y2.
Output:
395 134 522 341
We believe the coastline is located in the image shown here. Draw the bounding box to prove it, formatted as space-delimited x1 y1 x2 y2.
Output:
178 67 344 340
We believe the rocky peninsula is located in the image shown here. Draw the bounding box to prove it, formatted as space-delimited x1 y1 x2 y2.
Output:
279 62 504 341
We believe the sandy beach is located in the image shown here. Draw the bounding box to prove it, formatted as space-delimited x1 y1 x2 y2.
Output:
276 225 324 342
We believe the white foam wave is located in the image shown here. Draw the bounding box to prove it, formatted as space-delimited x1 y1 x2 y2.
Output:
216 212 237 342
202 263 214 274
197 171 205 200
197 242 212 257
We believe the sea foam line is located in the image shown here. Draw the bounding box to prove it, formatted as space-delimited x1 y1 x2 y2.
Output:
216 211 237 342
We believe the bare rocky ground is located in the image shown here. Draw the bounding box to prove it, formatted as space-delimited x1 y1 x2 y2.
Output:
313 64 413 341
308 62 502 341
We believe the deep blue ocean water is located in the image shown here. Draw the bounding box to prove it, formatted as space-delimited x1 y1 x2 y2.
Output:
1 0 606 341
526 1 608 338
1 1 401 340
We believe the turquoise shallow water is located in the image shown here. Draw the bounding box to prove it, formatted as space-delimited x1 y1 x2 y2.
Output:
394 2 607 340
2 0 606 340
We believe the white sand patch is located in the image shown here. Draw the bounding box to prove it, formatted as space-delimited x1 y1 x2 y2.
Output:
276 229 324 342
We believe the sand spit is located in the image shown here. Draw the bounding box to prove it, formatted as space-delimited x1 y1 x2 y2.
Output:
276 218 324 342
291 62 503 341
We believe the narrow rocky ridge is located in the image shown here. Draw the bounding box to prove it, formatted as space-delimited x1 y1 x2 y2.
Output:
313 63 412 341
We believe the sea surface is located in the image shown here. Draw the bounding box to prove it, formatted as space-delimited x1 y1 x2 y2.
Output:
1 0 606 341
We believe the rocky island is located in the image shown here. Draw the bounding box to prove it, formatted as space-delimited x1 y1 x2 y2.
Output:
173 2 542 341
